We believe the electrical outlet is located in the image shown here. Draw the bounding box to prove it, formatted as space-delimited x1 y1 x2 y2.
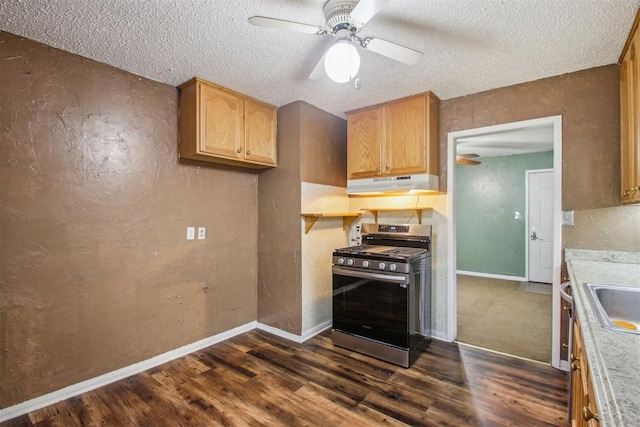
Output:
562 210 574 226
197 227 206 240
186 227 195 240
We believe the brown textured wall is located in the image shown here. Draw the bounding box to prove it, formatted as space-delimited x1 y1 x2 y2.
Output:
257 102 303 334
440 65 620 210
257 101 346 335
0 32 258 408
299 101 347 187
563 205 640 250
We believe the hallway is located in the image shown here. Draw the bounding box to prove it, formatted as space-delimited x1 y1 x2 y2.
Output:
456 274 552 363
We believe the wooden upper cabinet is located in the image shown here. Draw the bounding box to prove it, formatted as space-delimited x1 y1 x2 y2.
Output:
346 92 439 180
347 107 383 179
200 83 243 160
244 98 277 165
178 78 277 169
619 10 640 204
384 96 428 175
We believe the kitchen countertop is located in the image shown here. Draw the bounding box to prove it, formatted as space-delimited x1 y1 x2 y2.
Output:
565 249 640 427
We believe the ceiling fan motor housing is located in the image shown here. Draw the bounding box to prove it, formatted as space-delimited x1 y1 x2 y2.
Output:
323 0 361 31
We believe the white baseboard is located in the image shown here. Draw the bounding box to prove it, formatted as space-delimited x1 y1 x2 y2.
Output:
256 322 303 343
430 329 451 342
256 320 332 344
457 270 527 282
301 320 332 342
0 321 257 423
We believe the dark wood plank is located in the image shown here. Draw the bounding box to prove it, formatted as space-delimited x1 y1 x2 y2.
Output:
9 329 569 427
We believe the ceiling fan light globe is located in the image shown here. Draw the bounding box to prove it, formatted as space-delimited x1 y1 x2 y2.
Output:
324 42 360 83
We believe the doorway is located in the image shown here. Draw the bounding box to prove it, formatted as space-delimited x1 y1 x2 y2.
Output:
446 116 564 369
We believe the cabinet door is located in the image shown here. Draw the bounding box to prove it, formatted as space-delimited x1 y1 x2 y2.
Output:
199 83 243 160
244 99 277 166
620 28 640 204
383 96 428 175
347 108 383 179
570 318 599 426
570 319 586 426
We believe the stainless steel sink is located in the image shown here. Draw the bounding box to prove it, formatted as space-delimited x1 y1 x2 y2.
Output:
583 283 640 335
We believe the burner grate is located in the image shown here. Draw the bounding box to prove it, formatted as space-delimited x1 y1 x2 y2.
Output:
334 244 427 260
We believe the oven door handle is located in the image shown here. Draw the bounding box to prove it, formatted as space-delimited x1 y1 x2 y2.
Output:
332 266 409 284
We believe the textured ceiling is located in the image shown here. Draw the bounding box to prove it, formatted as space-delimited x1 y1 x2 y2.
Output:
1 0 639 118
456 125 554 158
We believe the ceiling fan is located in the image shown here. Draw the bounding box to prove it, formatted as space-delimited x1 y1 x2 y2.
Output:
248 0 423 83
456 153 481 166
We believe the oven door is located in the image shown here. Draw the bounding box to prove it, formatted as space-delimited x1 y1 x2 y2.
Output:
332 265 409 349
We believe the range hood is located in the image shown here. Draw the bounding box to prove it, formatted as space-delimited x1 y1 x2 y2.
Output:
346 174 439 195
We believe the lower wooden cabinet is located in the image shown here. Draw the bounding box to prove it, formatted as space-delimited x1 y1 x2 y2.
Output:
570 317 599 426
178 78 277 169
560 292 571 362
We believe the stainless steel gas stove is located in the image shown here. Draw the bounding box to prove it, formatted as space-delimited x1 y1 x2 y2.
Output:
332 223 432 368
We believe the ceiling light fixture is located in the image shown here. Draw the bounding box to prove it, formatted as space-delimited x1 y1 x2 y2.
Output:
324 29 360 83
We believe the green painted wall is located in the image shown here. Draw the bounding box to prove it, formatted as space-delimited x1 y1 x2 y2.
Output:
455 151 554 277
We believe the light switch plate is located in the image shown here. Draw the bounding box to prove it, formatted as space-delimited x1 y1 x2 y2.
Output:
187 226 195 240
562 210 574 226
197 227 206 240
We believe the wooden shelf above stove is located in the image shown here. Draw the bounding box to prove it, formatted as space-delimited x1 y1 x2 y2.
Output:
300 213 361 234
361 208 433 224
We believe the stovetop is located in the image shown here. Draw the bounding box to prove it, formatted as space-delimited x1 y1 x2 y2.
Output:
333 224 431 272
333 244 428 260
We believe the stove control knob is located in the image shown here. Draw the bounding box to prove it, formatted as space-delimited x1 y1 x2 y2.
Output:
378 262 386 270
389 264 397 271
362 260 370 268
346 258 354 266
337 258 345 265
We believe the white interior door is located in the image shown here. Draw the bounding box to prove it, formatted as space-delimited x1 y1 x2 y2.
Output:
528 170 554 284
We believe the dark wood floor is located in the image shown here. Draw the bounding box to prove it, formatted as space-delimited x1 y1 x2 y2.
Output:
4 330 569 426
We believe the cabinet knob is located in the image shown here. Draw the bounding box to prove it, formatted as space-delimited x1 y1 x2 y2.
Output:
562 343 569 348
236 148 241 153
385 165 390 171
376 167 380 171
582 406 599 422
571 361 580 371
570 353 577 362
246 150 250 155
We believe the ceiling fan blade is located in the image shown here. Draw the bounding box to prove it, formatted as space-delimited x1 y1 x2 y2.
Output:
349 0 392 26
363 37 423 65
248 16 325 35
457 153 480 159
456 159 481 166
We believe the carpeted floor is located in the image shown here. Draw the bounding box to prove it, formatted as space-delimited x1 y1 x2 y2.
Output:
456 274 552 363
